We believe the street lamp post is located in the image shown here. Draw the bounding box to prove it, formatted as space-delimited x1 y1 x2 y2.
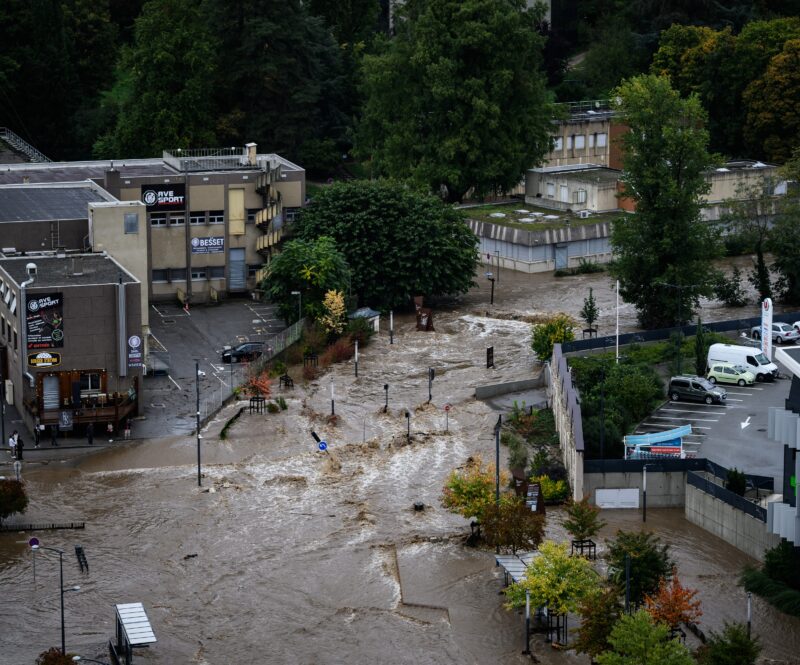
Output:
291 291 302 323
642 463 651 523
31 545 79 655
196 362 202 487
494 415 502 554
485 272 495 305
383 384 389 413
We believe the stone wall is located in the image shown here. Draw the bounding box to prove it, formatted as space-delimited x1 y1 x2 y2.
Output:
548 345 584 500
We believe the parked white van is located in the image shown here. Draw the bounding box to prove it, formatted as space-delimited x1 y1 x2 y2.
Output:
707 343 778 382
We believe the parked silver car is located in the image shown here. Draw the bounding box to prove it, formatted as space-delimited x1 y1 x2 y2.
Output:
751 322 799 345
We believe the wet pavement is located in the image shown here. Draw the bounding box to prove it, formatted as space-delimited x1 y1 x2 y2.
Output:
2 263 800 664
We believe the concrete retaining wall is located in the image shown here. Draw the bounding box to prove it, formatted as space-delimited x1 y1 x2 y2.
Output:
584 471 687 507
548 355 584 500
474 375 545 400
685 485 781 562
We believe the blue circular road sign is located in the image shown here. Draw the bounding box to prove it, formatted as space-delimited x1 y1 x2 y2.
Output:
318 441 328 451
29 537 39 547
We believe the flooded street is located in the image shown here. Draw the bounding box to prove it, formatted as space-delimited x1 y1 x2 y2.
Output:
2 264 798 664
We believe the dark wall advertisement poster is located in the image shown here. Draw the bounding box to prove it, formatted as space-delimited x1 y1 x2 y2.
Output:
141 184 186 212
26 292 64 349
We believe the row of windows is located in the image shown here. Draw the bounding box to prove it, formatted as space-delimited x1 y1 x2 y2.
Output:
151 210 262 227
152 265 263 282
552 133 607 152
0 314 18 350
545 183 588 204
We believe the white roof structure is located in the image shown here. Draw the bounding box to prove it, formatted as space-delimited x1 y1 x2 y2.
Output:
115 602 156 646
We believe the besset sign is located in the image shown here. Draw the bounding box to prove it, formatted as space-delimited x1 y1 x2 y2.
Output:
141 184 186 211
191 236 225 254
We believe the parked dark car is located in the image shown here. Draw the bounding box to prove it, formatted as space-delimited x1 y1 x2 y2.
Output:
222 342 264 363
668 375 727 405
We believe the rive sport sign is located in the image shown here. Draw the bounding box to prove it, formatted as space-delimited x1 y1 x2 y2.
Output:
191 236 225 254
141 184 186 212
26 293 64 349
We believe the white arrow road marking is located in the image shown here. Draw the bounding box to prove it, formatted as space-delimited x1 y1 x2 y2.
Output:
741 416 751 430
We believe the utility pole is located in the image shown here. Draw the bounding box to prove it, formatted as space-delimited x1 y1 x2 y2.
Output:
196 362 201 486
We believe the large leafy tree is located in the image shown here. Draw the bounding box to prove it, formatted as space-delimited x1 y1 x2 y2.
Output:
295 180 478 310
261 236 352 325
574 586 623 660
644 568 702 630
94 0 218 157
357 0 553 202
609 74 722 329
441 455 507 525
606 530 674 607
596 609 695 665
481 496 545 554
504 540 599 615
768 150 800 304
0 479 28 525
205 0 348 174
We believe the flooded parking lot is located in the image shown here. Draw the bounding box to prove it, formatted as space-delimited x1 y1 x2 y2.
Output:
2 265 799 664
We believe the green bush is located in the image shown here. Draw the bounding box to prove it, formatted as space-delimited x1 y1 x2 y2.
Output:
277 396 288 410
346 317 376 346
508 438 529 472
269 361 288 378
740 565 800 618
530 474 569 503
531 314 576 361
266 401 281 414
763 540 800 590
725 468 747 496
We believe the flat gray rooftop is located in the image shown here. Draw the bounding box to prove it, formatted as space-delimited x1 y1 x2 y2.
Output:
0 254 138 287
0 183 114 222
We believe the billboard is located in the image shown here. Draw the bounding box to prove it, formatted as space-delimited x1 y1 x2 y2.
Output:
141 184 186 212
127 334 144 369
191 236 225 254
761 297 773 360
26 292 64 350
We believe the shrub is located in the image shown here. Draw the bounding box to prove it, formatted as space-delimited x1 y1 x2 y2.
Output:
269 360 288 377
531 314 576 361
482 497 545 554
725 468 747 496
442 455 508 524
320 337 354 365
276 396 288 410
266 401 280 414
37 648 76 665
346 316 376 346
714 266 749 307
606 531 673 607
696 622 761 665
0 479 28 525
318 289 347 337
508 438 528 472
763 540 800 590
301 323 327 355
302 365 320 381
563 496 607 542
530 474 569 503
575 258 605 274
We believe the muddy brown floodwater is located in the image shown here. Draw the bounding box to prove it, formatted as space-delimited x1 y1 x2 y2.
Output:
2 263 799 664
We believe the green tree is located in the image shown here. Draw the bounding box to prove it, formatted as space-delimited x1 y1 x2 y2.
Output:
609 74 722 329
482 496 545 554
0 479 28 526
580 288 599 332
504 540 599 614
606 530 673 607
205 0 349 174
95 0 218 157
357 0 553 202
574 586 623 660
743 39 800 163
295 180 478 310
260 236 352 324
695 622 761 665
596 609 695 665
694 317 707 377
768 149 800 304
530 314 575 361
563 496 607 542
441 455 508 525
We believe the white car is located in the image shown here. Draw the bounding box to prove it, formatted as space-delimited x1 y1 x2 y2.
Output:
751 322 800 344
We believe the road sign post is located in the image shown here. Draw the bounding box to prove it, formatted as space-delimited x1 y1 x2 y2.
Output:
444 404 451 432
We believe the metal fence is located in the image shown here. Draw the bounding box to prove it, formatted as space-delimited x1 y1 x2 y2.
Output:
562 311 800 354
197 319 305 422
687 471 768 522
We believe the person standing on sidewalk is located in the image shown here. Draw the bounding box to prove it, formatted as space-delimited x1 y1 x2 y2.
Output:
107 422 114 442
86 422 94 446
124 419 132 440
8 430 17 457
50 424 59 447
33 423 40 448
15 436 23 461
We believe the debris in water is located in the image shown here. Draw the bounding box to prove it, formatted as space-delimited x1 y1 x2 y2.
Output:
413 502 425 512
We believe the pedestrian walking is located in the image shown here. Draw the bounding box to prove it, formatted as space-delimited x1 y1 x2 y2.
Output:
33 424 40 448
50 424 59 447
86 422 94 446
8 430 18 457
15 436 23 461
107 422 114 442
124 419 132 440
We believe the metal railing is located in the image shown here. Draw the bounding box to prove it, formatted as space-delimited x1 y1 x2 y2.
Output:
197 319 305 422
0 126 51 162
163 147 258 172
687 471 768 522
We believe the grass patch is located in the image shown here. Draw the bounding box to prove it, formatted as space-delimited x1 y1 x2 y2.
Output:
220 407 245 440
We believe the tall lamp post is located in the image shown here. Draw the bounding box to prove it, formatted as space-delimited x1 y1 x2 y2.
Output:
642 463 652 523
31 544 80 655
485 272 495 305
494 414 502 554
195 362 202 487
291 290 302 323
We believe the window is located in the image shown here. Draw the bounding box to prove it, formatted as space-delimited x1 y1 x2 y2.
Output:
284 208 300 223
170 268 187 281
589 134 595 148
190 211 206 225
191 269 207 280
559 184 569 203
247 264 262 277
246 209 259 224
152 269 169 283
576 189 587 204
124 213 139 234
546 182 555 198
566 136 573 150
169 215 185 226
208 210 224 224
574 135 585 150
209 266 225 279
552 137 563 151
597 133 607 147
13 329 17 350
1 315 5 339
150 213 167 226
80 373 101 392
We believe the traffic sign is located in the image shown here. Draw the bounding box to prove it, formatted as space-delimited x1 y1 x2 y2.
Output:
318 441 327 452
444 404 451 412
28 537 39 547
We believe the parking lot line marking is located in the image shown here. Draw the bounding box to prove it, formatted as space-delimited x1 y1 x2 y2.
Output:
726 398 744 402
651 415 719 422
167 374 182 391
724 391 753 396
661 408 726 415
149 332 168 352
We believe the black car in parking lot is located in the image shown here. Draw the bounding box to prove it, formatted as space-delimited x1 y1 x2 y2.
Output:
222 342 264 363
668 375 727 404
